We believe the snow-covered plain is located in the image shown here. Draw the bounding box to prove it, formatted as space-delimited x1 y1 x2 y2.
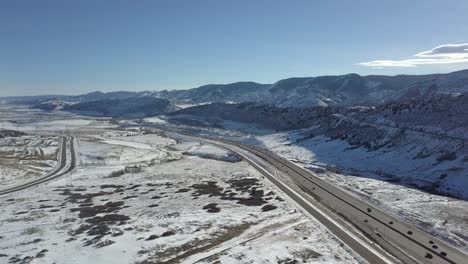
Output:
3 104 467 263
0 104 116 133
0 109 364 264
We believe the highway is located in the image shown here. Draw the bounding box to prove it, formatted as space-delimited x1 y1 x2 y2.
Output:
0 136 77 196
181 133 468 264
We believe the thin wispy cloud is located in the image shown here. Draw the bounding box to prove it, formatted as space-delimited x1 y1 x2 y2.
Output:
360 43 468 68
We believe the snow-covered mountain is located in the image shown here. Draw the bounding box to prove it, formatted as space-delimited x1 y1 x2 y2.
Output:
152 82 271 104
154 70 468 107
390 70 468 100
263 73 432 107
69 91 139 103
149 73 433 107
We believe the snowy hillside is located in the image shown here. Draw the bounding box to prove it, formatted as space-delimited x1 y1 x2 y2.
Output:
263 73 408 107
168 93 468 199
152 82 271 104
31 99 72 111
63 97 178 118
168 102 336 130
392 70 468 100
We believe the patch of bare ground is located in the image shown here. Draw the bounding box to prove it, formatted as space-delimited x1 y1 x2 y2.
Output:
136 224 250 264
276 247 323 264
60 187 131 248
190 177 281 210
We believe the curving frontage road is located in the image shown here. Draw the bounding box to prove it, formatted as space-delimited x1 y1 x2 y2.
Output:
181 132 468 264
0 136 77 196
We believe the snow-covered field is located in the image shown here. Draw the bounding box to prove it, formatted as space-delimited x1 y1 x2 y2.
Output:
0 109 364 264
0 104 116 133
142 117 167 124
3 104 467 263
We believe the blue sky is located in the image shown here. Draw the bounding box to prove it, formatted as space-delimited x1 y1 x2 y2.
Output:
1 0 468 96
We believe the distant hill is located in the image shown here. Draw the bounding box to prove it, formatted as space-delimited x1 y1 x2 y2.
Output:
63 97 178 118
151 82 271 104
0 91 139 105
31 99 71 111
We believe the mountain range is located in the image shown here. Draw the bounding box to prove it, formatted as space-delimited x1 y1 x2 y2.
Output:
150 69 468 107
2 69 468 112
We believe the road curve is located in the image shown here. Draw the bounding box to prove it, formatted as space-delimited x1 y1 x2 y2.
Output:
0 136 77 196
181 132 468 264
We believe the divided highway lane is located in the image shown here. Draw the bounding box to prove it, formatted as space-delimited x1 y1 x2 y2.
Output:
0 136 77 196
182 133 468 264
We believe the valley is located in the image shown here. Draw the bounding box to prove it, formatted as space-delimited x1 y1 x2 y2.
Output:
3 2 467 263
0 107 363 264
1 70 468 264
